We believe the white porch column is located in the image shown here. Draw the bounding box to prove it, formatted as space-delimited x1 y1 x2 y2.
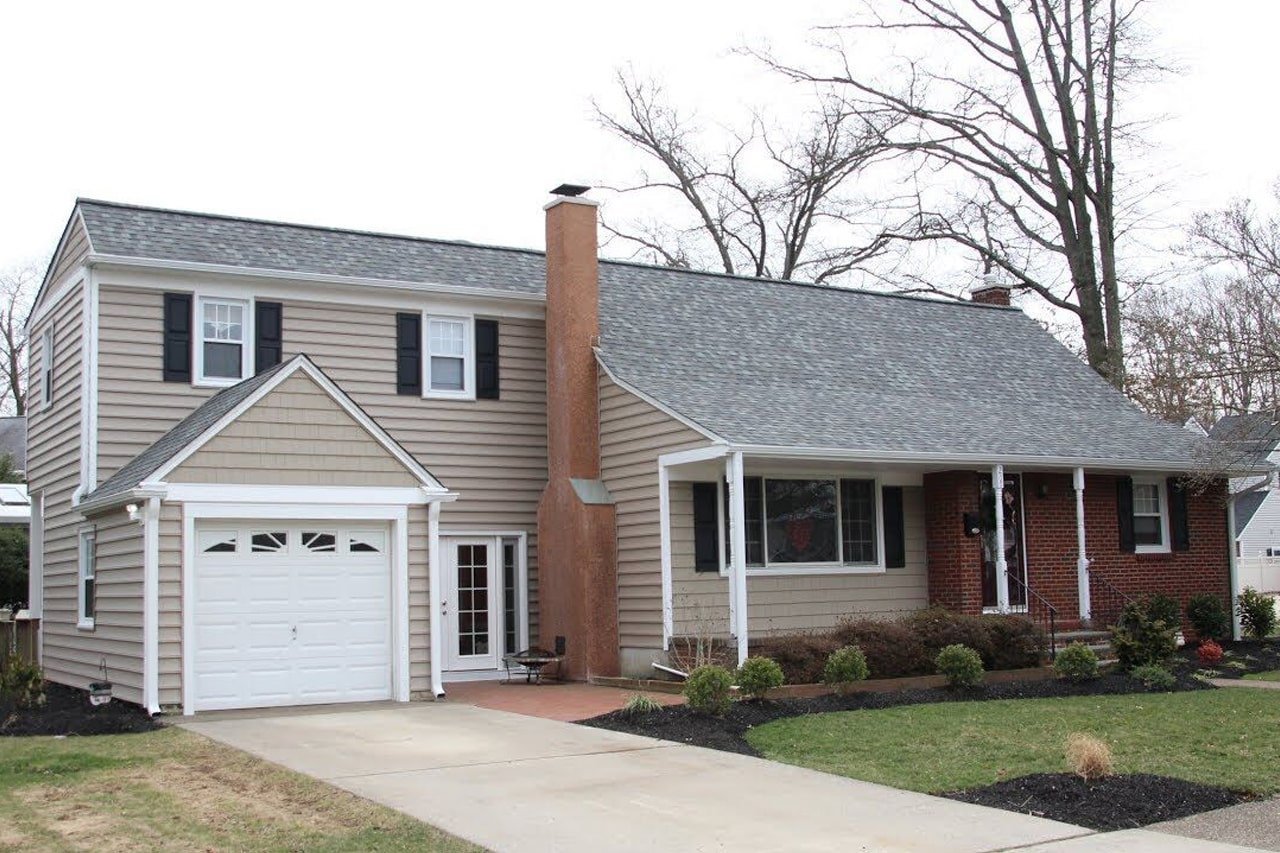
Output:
657 462 674 650
428 500 445 698
727 451 749 666
142 497 161 715
992 465 1009 612
1228 498 1242 640
1074 467 1091 622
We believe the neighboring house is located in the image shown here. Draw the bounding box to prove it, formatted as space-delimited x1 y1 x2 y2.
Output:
1209 411 1280 559
0 416 27 479
25 193 1240 715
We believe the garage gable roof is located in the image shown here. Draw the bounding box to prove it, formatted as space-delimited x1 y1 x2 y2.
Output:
83 354 446 509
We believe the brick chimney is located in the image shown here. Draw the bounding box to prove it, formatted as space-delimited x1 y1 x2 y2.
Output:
536 186 619 679
971 271 1012 306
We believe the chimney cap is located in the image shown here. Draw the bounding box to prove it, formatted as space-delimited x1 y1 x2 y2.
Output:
550 183 592 198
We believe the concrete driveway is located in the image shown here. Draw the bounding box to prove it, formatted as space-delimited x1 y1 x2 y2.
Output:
181 703 1261 853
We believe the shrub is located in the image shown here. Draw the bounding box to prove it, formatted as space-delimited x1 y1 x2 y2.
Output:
735 656 784 700
1238 587 1278 639
1065 733 1113 781
0 655 44 709
1196 639 1224 665
935 644 985 688
1111 601 1177 669
683 665 734 716
1185 594 1231 641
823 645 870 689
1130 663 1176 690
905 608 995 664
1054 642 1099 682
831 618 933 678
621 692 663 716
0 526 28 611
981 614 1048 669
751 634 840 685
1141 593 1181 629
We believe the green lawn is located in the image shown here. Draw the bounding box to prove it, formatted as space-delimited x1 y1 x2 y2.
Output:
1243 670 1280 682
746 689 1280 795
0 727 480 851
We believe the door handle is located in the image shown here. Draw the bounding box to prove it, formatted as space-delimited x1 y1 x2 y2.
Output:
441 600 448 616
291 625 297 640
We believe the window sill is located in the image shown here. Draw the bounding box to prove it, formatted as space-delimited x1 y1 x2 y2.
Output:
193 376 244 389
423 389 476 402
77 618 95 631
1135 545 1171 556
720 564 887 578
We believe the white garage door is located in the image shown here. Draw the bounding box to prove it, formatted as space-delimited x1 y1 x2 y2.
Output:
193 523 392 711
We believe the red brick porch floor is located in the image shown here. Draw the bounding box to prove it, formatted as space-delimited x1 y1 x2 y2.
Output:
442 680 684 722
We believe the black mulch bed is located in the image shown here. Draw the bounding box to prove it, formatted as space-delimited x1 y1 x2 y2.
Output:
943 772 1251 831
1 682 161 737
580 669 1211 757
1176 638 1280 679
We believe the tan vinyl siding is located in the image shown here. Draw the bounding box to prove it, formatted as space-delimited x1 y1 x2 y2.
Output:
598 372 712 650
168 372 419 487
671 484 929 637
80 510 145 704
97 285 545 699
43 215 92 304
408 503 430 695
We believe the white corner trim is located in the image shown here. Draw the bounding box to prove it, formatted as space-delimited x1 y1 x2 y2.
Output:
142 496 160 714
77 269 100 498
594 352 728 445
428 501 445 698
181 506 195 715
147 355 448 493
393 505 411 703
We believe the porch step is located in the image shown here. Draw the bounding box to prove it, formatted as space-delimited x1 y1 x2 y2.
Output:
1053 629 1113 658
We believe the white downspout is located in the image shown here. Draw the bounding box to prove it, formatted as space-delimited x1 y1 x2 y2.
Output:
1074 467 1091 623
1227 498 1242 641
728 451 749 666
992 464 1009 613
657 462 674 649
142 497 161 715
428 500 446 698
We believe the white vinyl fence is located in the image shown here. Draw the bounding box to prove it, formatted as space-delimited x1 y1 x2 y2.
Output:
1237 556 1280 595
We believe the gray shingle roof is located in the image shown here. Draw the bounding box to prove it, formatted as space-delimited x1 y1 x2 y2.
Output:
597 264 1213 466
78 199 546 295
1234 490 1268 537
0 417 26 472
85 358 295 503
1209 412 1280 470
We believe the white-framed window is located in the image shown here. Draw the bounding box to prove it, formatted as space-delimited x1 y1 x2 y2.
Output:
424 314 474 398
196 296 251 386
40 325 54 408
1132 476 1170 553
78 529 96 629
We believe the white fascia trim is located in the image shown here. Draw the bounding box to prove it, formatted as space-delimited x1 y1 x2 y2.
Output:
730 444 1220 473
160 484 456 506
76 269 100 499
142 496 160 714
659 446 729 467
88 254 546 304
594 353 729 445
75 486 167 516
146 356 449 493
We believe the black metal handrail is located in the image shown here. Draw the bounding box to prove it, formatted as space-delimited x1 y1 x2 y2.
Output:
1087 564 1137 629
1005 572 1059 662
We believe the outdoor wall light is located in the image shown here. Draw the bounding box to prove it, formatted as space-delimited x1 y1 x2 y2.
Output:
1037 483 1050 499
125 503 139 522
962 512 981 537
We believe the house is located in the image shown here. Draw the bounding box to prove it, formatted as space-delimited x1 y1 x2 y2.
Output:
1209 411 1280 560
25 190 1240 715
0 416 27 479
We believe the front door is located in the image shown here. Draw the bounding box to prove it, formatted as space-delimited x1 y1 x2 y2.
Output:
442 538 499 671
979 473 1028 610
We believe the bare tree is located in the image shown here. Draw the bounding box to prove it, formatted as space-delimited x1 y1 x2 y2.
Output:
0 264 37 417
595 71 899 283
755 0 1163 389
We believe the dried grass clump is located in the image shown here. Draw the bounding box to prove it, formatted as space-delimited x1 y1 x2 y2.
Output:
1065 732 1113 781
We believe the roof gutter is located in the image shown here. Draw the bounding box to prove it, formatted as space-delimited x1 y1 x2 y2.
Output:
75 485 167 517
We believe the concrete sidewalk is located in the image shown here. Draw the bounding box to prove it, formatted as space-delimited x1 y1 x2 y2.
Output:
1153 797 1280 852
181 703 1263 853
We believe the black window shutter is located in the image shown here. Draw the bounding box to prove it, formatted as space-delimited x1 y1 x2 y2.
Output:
1168 477 1191 551
475 318 499 399
254 301 283 373
692 482 720 572
882 486 906 568
1116 476 1136 553
162 292 192 382
723 476 765 567
395 313 421 395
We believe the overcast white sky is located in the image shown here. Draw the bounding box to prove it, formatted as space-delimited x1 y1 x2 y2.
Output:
2 1 1276 279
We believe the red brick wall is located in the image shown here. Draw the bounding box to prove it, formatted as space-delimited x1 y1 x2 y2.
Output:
925 470 1231 627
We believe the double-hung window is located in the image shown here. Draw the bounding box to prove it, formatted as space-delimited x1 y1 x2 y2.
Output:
40 326 54 408
78 529 96 629
1131 478 1169 553
425 315 472 398
197 297 249 384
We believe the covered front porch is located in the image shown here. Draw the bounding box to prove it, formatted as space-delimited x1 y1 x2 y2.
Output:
656 446 1192 667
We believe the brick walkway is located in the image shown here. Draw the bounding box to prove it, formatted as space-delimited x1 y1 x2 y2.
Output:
441 680 683 721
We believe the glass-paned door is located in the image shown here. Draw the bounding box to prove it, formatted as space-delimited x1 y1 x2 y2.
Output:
979 473 1028 610
443 540 498 670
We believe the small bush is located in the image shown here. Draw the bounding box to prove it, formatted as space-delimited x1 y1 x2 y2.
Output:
823 645 870 689
905 607 995 663
751 634 840 685
1111 601 1177 669
683 665 734 716
735 656 784 700
1238 587 1278 639
1185 594 1231 641
1130 663 1176 690
831 618 933 678
1054 642 1100 682
1065 733 1113 781
621 692 663 716
935 644 985 688
0 655 44 709
981 614 1048 669
1196 639 1224 665
1142 593 1181 629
